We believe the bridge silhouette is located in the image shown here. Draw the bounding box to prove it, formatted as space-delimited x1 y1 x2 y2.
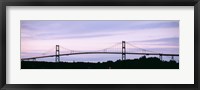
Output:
21 41 179 62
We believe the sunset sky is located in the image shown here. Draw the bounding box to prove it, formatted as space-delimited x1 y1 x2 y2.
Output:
21 20 179 62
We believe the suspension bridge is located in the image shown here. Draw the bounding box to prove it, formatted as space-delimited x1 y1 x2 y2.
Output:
21 41 179 62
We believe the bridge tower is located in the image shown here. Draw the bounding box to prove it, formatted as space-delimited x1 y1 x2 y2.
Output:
55 45 60 62
122 41 126 60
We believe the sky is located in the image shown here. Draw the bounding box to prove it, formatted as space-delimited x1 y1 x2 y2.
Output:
21 20 179 62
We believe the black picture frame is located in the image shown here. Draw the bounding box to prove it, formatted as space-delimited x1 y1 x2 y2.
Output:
0 0 199 90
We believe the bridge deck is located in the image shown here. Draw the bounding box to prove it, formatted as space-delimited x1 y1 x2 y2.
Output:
21 52 179 60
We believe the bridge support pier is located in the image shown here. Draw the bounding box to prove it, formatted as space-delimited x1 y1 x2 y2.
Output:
33 58 36 61
171 56 174 60
159 54 162 61
55 45 60 62
122 41 126 60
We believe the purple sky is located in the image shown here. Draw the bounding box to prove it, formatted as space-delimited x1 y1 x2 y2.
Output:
21 20 179 62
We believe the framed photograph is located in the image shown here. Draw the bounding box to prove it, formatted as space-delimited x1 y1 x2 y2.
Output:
0 0 199 90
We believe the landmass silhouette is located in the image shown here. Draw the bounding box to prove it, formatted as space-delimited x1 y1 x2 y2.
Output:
21 56 179 69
